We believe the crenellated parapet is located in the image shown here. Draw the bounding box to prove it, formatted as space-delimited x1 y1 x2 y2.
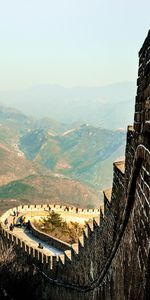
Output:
134 30 150 134
0 204 101 283
0 225 57 276
15 203 100 215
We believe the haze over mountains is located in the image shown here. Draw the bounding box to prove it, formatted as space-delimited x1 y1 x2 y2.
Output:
0 81 134 209
19 124 125 190
0 81 135 129
0 105 101 210
0 102 127 210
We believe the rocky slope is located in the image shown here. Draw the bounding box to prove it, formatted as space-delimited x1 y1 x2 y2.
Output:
0 174 99 209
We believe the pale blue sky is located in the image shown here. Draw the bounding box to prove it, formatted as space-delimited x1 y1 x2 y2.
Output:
0 0 150 90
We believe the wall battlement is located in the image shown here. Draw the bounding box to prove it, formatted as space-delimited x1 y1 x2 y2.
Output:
0 31 150 299
16 204 100 215
0 204 101 280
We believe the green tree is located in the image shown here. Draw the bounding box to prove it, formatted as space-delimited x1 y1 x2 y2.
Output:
41 211 64 232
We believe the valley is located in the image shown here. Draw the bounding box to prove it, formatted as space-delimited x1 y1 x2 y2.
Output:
0 105 126 212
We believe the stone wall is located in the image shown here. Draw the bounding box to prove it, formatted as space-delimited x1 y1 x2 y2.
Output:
16 203 100 215
30 222 71 252
134 29 150 134
94 145 150 300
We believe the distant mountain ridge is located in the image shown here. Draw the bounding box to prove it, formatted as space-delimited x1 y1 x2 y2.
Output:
0 105 126 191
0 107 100 210
0 174 99 209
0 81 135 129
0 104 126 211
19 125 126 191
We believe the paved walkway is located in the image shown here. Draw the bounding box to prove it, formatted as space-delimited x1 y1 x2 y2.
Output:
6 215 64 256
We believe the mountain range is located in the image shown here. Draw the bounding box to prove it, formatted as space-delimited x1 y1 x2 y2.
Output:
0 101 127 211
19 124 125 190
0 81 135 129
0 110 99 211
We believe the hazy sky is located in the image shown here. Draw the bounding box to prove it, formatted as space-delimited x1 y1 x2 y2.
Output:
0 0 150 90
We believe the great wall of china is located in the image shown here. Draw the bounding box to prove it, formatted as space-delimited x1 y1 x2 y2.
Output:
0 204 100 260
0 31 150 300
